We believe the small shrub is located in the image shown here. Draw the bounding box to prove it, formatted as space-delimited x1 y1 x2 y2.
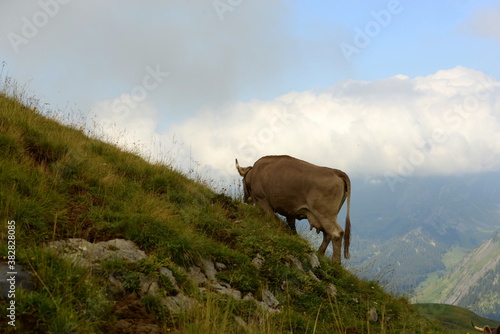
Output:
122 272 141 293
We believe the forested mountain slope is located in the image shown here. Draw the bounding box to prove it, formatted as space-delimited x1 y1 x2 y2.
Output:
414 233 500 320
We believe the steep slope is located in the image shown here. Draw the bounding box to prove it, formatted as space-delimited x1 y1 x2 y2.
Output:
0 91 447 332
414 233 500 320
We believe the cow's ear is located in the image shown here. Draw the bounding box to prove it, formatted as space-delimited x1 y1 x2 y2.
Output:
483 326 492 334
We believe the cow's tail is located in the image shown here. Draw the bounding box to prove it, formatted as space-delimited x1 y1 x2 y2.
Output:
342 172 351 260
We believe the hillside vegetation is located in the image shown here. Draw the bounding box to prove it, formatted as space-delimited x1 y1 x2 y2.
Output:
0 87 449 333
416 304 500 333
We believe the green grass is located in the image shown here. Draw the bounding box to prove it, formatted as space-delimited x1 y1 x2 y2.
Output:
416 303 500 333
442 246 469 270
0 79 452 333
1 246 112 332
412 246 470 302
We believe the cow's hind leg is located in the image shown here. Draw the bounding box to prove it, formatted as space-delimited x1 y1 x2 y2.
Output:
318 232 330 255
323 218 344 264
331 233 344 264
318 231 343 264
306 211 331 256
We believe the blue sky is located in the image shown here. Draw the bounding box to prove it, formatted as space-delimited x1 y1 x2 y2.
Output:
290 0 500 84
1 0 499 184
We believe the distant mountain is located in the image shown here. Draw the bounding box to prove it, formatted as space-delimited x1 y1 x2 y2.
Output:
350 227 448 293
413 233 500 320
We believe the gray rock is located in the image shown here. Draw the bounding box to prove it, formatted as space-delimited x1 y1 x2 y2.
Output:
308 270 321 282
367 307 378 322
212 282 242 300
243 292 255 301
100 239 147 262
139 275 160 296
261 289 279 309
255 290 280 314
162 293 197 314
159 267 180 292
326 284 337 297
215 262 227 271
188 266 208 286
47 238 146 266
47 238 86 252
201 259 217 282
308 253 321 268
107 273 125 297
290 257 304 271
252 254 265 270
248 290 279 315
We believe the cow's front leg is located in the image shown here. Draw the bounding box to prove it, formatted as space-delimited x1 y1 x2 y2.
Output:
286 216 297 234
255 199 276 218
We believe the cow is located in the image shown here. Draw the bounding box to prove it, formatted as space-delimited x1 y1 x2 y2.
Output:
235 155 351 264
472 321 499 334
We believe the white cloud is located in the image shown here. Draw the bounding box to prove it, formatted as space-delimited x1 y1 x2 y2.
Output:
0 0 313 116
459 3 500 40
162 67 500 180
88 94 160 154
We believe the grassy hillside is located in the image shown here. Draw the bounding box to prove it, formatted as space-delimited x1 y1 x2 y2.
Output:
416 304 500 333
0 88 449 333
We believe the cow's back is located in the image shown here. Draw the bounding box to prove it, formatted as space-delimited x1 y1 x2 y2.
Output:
250 155 342 215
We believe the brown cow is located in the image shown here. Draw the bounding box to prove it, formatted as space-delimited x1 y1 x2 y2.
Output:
472 321 499 334
236 155 351 264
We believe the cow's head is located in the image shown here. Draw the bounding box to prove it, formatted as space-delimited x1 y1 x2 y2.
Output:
472 321 499 334
235 159 253 203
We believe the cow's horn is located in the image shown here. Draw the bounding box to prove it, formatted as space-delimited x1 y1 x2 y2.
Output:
235 159 252 176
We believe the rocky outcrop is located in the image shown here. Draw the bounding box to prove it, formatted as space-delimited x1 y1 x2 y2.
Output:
47 238 147 265
43 238 358 319
5 237 390 331
187 256 280 313
45 238 285 314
